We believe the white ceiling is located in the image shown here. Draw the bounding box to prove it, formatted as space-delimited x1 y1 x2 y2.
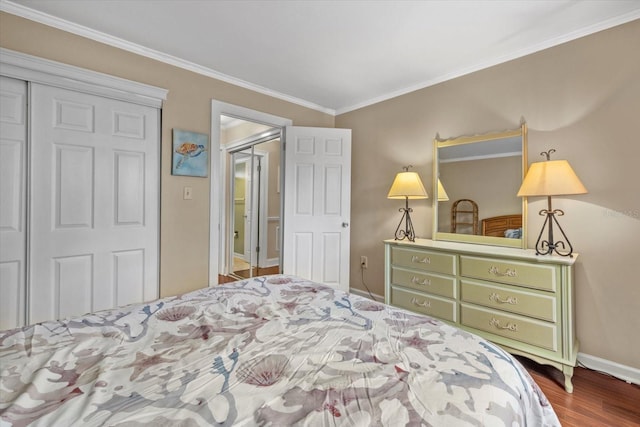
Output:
3 0 640 115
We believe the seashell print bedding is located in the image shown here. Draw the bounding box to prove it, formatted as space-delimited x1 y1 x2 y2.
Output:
0 275 560 426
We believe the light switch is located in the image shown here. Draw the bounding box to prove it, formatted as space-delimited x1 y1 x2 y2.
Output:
183 186 193 200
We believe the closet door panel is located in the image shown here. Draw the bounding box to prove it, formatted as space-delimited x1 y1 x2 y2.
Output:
29 83 159 323
0 76 27 330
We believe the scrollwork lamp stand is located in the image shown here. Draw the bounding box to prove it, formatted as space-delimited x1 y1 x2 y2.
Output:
394 196 416 241
535 195 574 257
518 149 587 258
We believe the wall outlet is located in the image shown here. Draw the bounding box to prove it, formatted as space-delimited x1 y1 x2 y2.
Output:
183 186 193 200
360 256 368 269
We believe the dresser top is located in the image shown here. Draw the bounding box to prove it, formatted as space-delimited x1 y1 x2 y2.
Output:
384 238 578 266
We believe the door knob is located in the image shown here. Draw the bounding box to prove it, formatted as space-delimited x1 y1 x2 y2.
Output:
342 222 349 228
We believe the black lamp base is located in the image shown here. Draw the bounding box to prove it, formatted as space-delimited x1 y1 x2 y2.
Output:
394 198 416 242
534 196 574 257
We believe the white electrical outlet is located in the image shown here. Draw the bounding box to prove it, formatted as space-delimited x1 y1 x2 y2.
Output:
360 256 368 269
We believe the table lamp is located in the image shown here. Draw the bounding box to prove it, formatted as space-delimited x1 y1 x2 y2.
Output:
388 166 428 242
517 149 587 257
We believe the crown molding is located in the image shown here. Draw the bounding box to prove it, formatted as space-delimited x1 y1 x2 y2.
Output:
0 0 336 116
0 47 168 107
335 9 640 115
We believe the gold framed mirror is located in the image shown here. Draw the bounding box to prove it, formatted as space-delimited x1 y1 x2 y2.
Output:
432 121 528 248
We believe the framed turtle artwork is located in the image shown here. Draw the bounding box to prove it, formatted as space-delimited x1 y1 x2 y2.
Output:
172 129 209 177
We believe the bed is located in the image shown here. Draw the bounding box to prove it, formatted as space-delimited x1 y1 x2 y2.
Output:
0 275 559 426
482 214 523 238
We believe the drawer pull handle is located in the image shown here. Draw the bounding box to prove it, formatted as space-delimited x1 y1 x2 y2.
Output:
411 255 431 264
488 266 518 278
490 317 518 331
411 276 431 286
489 292 518 305
411 297 431 308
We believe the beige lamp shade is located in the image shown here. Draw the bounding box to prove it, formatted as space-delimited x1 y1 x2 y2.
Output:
387 171 428 199
437 179 449 201
517 160 587 197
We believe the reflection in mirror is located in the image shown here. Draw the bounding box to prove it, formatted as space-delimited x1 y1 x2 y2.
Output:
222 118 283 280
433 123 527 248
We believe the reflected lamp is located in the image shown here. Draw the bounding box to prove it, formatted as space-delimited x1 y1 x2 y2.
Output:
517 149 587 257
388 166 428 242
437 179 449 202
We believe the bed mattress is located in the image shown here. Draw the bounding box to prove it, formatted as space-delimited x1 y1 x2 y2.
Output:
0 275 559 426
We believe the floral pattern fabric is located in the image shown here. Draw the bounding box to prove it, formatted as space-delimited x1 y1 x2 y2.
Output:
0 275 559 426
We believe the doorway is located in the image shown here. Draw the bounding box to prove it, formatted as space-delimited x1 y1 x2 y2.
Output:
209 101 352 290
209 101 293 285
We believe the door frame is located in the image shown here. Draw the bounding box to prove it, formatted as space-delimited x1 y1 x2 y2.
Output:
209 100 292 285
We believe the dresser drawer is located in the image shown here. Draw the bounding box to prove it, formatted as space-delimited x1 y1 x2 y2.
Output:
391 266 457 298
390 287 457 322
391 246 456 275
461 304 558 352
460 255 558 292
460 279 556 322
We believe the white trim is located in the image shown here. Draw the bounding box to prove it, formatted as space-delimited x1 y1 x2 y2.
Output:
210 100 292 287
578 352 640 386
1 1 333 115
0 48 167 108
349 287 384 303
225 128 281 153
265 258 280 268
265 217 281 266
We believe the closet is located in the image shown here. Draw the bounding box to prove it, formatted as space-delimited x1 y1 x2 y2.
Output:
0 50 167 329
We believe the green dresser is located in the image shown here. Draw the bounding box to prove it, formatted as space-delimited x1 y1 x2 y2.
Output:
385 238 578 392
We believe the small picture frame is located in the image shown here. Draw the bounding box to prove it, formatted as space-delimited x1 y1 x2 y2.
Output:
172 129 209 177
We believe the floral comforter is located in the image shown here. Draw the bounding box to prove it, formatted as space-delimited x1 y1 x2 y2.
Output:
0 275 559 426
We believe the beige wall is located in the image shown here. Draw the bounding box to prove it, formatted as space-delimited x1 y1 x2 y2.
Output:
0 12 333 297
337 19 640 369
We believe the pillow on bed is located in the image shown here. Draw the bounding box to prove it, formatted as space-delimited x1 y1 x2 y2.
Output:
504 227 522 239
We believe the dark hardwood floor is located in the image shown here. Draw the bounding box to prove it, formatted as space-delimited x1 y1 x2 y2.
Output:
216 275 639 426
519 357 640 426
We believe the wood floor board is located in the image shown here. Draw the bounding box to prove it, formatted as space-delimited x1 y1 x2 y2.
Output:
519 356 640 426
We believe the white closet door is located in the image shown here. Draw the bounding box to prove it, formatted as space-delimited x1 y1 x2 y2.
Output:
29 83 159 323
0 76 27 329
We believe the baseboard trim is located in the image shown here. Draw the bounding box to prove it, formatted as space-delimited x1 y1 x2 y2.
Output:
349 287 384 303
264 258 279 268
577 353 640 386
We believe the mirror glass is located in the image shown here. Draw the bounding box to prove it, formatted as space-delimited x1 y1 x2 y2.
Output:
432 123 527 248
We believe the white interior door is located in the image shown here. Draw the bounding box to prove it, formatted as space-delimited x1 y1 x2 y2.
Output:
29 83 159 323
283 126 351 291
0 76 27 329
